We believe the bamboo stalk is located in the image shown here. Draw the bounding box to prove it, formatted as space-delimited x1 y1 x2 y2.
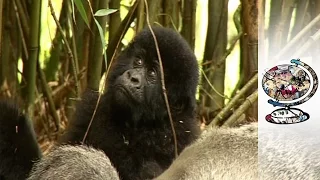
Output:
274 13 320 61
25 0 42 118
87 0 108 91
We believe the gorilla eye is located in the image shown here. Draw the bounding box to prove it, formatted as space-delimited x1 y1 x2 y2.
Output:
134 58 143 66
148 69 156 77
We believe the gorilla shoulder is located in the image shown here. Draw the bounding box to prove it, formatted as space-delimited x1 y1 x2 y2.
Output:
28 145 120 180
0 100 42 180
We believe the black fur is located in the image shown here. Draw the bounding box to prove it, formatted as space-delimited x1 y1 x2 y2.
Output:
60 26 200 180
0 100 42 180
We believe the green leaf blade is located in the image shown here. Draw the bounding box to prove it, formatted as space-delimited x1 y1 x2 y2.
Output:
94 9 118 17
73 0 90 28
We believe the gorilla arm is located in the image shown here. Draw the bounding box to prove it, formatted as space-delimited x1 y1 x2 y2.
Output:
28 145 120 180
0 100 42 180
155 123 258 180
58 89 100 144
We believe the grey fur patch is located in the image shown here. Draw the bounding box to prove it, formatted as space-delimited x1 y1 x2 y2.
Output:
156 123 258 180
259 124 320 180
28 145 120 180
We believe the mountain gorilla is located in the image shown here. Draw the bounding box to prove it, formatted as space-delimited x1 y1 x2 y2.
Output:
155 123 258 180
0 100 42 179
28 145 120 180
59 26 200 180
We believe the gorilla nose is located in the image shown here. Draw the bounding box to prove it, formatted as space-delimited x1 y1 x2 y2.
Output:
126 70 142 88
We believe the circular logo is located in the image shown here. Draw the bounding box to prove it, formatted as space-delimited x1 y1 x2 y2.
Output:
262 64 310 102
262 59 318 124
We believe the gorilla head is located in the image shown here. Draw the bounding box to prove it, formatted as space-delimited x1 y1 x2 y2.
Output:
107 26 199 127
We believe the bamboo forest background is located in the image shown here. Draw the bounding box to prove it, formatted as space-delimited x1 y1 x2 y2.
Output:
1 0 318 151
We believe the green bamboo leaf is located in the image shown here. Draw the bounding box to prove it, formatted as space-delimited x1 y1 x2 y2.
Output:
94 9 118 17
94 18 107 65
94 19 106 48
73 0 90 28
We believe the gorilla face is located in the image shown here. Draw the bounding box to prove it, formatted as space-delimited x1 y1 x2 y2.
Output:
109 44 163 125
112 48 159 106
107 27 199 125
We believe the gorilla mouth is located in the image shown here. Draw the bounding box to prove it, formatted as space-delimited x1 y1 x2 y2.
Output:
114 85 137 102
115 85 130 96
115 85 144 105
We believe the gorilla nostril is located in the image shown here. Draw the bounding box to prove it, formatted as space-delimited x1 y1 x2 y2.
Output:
126 71 131 79
131 76 140 84
130 75 142 89
126 70 142 88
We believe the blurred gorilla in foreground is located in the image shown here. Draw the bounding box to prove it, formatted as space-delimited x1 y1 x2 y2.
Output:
60 26 200 180
259 123 320 180
156 122 320 180
0 100 42 179
28 145 120 180
155 123 258 180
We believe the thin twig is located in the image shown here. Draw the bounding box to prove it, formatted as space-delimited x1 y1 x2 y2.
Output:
144 0 178 158
202 33 242 67
210 73 258 127
157 13 178 32
0 0 3 59
201 69 229 99
37 63 60 132
13 0 28 59
14 0 30 35
222 89 258 127
48 0 79 97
